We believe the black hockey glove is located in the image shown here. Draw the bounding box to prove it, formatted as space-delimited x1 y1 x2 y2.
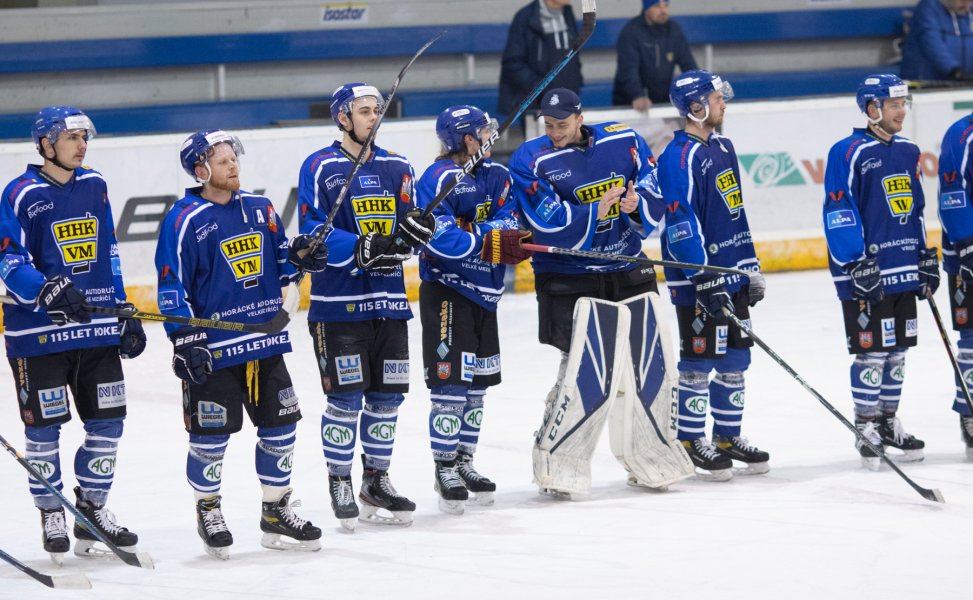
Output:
116 302 146 359
846 257 884 303
957 237 973 283
396 209 437 248
170 327 213 385
288 234 329 273
746 271 767 307
38 275 91 325
917 247 940 299
354 232 412 271
693 271 732 317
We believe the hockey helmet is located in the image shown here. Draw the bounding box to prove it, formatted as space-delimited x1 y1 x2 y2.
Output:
669 69 734 122
856 74 911 115
329 83 385 123
31 106 96 151
179 129 245 181
435 105 498 153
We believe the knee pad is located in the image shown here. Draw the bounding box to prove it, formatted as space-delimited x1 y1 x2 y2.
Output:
716 348 751 373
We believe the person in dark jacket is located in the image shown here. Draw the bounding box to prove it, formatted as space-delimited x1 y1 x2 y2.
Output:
612 0 698 111
901 0 973 82
498 0 583 118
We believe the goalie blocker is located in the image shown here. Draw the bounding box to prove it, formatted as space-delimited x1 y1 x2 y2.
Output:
533 292 693 495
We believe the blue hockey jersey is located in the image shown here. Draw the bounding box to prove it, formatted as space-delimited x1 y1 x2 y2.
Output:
658 130 759 306
823 128 928 301
937 113 973 276
0 165 127 358
509 122 664 274
155 188 293 370
417 159 519 310
298 142 414 322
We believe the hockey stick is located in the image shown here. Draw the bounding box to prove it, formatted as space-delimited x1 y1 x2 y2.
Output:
0 432 155 568
0 548 91 589
274 30 445 329
721 309 945 503
522 243 754 279
0 295 283 335
925 290 973 415
418 0 597 219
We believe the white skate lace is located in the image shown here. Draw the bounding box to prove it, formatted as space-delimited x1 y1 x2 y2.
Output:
457 456 484 482
201 505 229 534
887 417 908 445
732 436 757 453
332 479 354 506
439 464 464 488
693 438 722 460
43 510 67 538
378 473 402 499
93 507 126 537
278 498 309 530
857 422 882 446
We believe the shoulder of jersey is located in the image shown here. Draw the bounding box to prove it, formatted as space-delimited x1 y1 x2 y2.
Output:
594 121 634 135
305 146 345 172
374 147 412 167
240 190 272 204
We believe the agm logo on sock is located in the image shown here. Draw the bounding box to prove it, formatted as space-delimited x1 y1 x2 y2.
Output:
368 422 396 441
322 424 353 446
87 457 115 476
464 408 483 428
685 395 707 414
433 415 460 436
29 460 55 477
277 453 294 473
203 461 223 482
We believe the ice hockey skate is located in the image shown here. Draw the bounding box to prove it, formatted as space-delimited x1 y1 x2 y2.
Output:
714 435 770 475
196 496 233 560
682 438 733 481
329 475 359 532
260 488 322 552
40 507 69 566
962 416 973 460
456 452 495 506
359 457 416 526
876 415 924 462
855 420 885 471
72 487 140 559
434 460 468 515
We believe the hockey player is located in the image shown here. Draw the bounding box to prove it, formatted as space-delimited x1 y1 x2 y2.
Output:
935 107 973 457
509 88 665 495
156 129 326 559
0 106 146 563
298 83 436 528
822 74 935 468
658 70 770 481
417 105 532 514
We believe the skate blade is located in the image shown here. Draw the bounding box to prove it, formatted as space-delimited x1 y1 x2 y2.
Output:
73 539 138 560
338 517 357 532
693 467 733 482
48 551 65 566
626 476 669 492
860 456 883 471
467 491 495 507
437 496 466 515
260 533 322 552
358 504 413 527
886 448 924 462
538 487 571 500
203 544 230 561
732 461 770 475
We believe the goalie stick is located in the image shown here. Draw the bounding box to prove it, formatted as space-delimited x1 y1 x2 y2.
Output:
522 243 754 279
418 0 597 219
0 548 91 589
0 432 156 568
925 291 973 415
722 309 945 504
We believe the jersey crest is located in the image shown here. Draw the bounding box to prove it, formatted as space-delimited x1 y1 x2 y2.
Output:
575 173 624 229
220 231 264 286
715 168 743 219
882 173 913 223
351 194 396 235
51 213 98 274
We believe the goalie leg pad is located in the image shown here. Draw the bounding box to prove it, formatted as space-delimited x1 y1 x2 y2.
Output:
533 297 630 495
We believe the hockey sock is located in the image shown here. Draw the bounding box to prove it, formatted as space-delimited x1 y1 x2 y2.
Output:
74 418 122 506
25 423 63 510
458 387 487 456
321 399 360 477
187 433 229 496
361 392 403 471
954 332 973 416
676 370 709 442
710 371 745 439
429 385 466 462
256 424 296 489
851 352 886 419
879 349 906 416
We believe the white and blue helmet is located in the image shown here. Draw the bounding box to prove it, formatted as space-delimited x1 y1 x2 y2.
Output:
179 129 244 182
435 105 498 153
31 106 96 152
329 83 385 123
856 74 910 114
669 69 734 123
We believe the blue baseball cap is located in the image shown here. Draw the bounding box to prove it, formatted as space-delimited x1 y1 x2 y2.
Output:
643 0 668 9
539 88 582 120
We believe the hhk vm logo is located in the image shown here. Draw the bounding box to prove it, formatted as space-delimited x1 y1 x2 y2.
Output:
352 194 396 235
574 174 625 223
882 174 914 223
715 168 743 219
51 213 98 274
220 231 263 286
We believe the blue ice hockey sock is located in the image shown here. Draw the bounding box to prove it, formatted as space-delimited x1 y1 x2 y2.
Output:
879 349 906 416
321 399 359 477
458 387 487 456
677 370 709 442
25 424 62 510
710 371 745 439
256 424 296 488
954 332 973 416
74 418 122 506
361 393 402 471
429 385 465 462
851 353 885 419
187 433 229 497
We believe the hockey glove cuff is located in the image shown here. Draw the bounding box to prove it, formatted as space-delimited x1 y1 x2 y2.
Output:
693 271 732 317
170 327 213 385
917 247 940 299
480 229 534 265
746 271 767 307
846 258 884 303
38 275 91 326
354 232 412 271
288 234 329 273
397 209 437 248
117 302 146 359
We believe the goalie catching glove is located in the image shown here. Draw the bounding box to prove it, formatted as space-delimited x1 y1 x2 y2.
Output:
480 229 533 265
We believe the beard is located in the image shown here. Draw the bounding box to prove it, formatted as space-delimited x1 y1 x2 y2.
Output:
209 174 240 192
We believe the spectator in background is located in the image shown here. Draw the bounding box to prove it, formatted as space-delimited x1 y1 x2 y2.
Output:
498 0 583 119
901 0 973 82
612 0 698 111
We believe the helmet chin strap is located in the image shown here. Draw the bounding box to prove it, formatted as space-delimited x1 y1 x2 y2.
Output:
687 102 711 125
43 140 75 173
866 104 893 138
196 163 212 185
341 111 369 146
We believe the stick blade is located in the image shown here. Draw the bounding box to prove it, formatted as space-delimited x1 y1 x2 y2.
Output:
921 487 945 504
50 571 93 590
117 549 155 569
